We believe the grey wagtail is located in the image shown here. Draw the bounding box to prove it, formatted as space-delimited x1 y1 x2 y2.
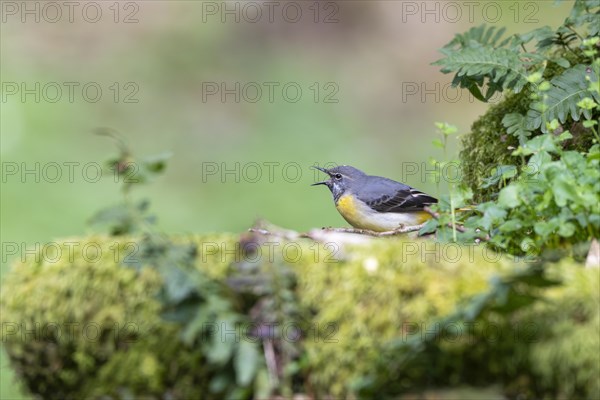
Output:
311 165 438 232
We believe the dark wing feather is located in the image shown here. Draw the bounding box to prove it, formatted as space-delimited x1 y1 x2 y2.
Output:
357 177 437 213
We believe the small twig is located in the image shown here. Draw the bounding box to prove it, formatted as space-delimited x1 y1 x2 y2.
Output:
424 206 440 219
248 228 270 235
263 339 279 387
250 224 425 239
319 224 425 237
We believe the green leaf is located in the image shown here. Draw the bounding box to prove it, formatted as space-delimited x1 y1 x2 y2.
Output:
553 57 571 68
557 131 574 142
431 138 444 149
517 26 555 50
435 122 458 135
502 113 534 141
234 340 261 386
461 292 492 322
527 150 552 174
523 134 559 154
465 80 488 102
207 321 236 364
208 375 231 394
143 151 172 173
534 221 557 238
552 176 579 206
527 71 543 84
419 218 438 235
89 200 154 236
481 165 517 188
558 222 576 237
498 185 521 208
499 219 523 232
538 81 552 92
181 308 212 345
476 202 507 230
162 266 197 303
491 290 538 313
520 238 538 254
451 185 474 207
577 97 598 110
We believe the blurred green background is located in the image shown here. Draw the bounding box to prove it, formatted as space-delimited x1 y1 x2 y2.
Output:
0 1 572 398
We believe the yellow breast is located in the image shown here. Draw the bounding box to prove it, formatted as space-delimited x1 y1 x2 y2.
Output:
335 195 359 221
335 194 378 230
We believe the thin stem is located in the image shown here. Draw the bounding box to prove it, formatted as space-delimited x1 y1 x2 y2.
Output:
450 195 457 242
565 25 583 40
590 125 600 143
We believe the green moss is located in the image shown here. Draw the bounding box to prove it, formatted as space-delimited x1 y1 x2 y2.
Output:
295 240 514 397
85 326 210 399
527 262 600 399
0 235 229 399
350 257 600 400
1 235 598 399
459 90 530 202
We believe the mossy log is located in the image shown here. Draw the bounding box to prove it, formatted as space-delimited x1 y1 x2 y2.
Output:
1 231 598 399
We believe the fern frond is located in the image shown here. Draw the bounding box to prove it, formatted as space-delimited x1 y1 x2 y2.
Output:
502 113 535 143
565 0 600 36
526 64 600 132
443 25 510 50
434 47 529 100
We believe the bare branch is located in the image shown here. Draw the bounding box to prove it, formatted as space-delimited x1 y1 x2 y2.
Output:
250 224 426 240
317 224 425 237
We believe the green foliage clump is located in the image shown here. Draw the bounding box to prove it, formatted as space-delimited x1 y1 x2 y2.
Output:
430 0 600 256
437 3 600 202
481 134 600 255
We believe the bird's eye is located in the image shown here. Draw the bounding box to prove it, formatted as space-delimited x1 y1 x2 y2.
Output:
334 173 342 180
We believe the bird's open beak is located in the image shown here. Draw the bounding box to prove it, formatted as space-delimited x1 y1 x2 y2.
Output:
311 166 330 186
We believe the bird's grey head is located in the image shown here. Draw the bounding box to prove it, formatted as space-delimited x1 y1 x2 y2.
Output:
311 165 367 201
